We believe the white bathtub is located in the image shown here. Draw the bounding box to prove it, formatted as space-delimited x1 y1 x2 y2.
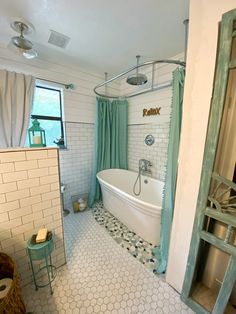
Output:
97 169 164 245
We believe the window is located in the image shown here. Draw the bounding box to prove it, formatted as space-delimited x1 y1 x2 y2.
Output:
29 84 65 148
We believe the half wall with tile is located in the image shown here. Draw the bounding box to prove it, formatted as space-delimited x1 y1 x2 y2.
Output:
0 147 65 286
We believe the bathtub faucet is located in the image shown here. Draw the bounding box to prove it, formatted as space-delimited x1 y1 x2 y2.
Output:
139 159 152 175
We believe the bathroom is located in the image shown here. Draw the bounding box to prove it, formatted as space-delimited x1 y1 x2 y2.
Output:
0 0 236 313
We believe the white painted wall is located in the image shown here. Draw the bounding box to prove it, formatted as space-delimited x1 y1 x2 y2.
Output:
166 0 236 293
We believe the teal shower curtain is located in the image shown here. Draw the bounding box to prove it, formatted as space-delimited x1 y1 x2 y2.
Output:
153 67 185 273
89 97 128 206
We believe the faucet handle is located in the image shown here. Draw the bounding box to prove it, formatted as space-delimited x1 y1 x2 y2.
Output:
139 159 152 169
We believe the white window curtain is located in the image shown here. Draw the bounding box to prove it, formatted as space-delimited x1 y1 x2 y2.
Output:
0 69 35 147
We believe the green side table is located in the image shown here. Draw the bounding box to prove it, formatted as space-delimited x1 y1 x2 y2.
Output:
27 235 56 294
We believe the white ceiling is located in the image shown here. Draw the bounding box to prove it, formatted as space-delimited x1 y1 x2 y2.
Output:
0 0 189 75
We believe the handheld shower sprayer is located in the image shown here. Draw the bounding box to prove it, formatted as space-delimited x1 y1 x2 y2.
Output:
133 159 152 196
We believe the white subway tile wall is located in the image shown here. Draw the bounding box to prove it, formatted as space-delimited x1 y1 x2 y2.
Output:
0 148 66 286
128 123 169 181
59 122 94 209
127 53 184 182
127 86 172 182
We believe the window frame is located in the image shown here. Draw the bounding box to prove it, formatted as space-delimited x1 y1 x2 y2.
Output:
31 85 65 147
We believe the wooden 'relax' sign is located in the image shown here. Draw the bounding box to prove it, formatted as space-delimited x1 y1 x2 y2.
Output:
143 107 161 117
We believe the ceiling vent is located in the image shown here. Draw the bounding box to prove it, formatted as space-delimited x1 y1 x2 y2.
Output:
48 30 70 48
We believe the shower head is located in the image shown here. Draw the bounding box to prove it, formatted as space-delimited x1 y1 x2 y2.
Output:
126 73 148 85
126 55 148 86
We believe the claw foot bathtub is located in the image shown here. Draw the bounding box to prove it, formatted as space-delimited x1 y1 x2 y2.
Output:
97 169 164 245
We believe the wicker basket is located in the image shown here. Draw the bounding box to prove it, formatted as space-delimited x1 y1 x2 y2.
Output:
0 252 26 314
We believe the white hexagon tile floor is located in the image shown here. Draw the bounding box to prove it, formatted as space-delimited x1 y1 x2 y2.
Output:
22 209 194 314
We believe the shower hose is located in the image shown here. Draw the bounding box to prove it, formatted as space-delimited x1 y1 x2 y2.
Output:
133 167 142 196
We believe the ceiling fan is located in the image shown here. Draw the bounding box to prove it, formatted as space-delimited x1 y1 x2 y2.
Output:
9 20 38 59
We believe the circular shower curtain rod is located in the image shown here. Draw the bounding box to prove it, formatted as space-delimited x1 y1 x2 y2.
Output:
94 59 186 99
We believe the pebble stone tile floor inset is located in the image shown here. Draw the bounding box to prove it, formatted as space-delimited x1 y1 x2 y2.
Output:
93 203 159 273
22 209 194 314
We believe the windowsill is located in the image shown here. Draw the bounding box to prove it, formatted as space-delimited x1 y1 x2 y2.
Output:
46 145 67 150
58 146 68 150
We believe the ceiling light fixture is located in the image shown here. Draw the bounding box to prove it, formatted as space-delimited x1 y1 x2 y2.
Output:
10 20 38 59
